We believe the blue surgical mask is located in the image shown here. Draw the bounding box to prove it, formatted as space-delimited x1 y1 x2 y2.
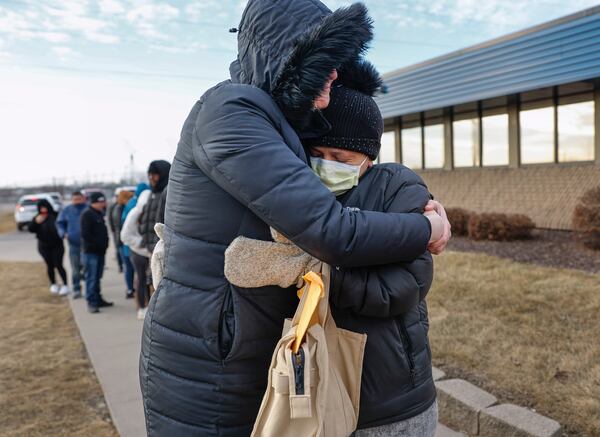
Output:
310 156 368 196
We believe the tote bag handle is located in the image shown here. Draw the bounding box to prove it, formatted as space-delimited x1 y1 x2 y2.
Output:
292 269 325 353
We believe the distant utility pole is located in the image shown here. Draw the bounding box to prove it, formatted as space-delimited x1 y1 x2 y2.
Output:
123 139 136 185
130 153 135 184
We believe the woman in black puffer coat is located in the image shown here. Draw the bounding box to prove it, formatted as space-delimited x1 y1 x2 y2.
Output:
139 1 441 435
29 199 68 295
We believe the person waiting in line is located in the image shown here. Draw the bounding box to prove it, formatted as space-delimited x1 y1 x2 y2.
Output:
29 199 69 296
80 192 112 313
56 190 87 299
137 160 170 296
107 193 124 273
121 183 151 320
138 160 170 255
110 190 135 298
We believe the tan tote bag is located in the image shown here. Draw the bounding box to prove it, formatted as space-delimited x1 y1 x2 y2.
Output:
252 263 367 437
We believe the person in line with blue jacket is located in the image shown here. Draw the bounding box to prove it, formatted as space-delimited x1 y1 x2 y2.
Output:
56 190 87 298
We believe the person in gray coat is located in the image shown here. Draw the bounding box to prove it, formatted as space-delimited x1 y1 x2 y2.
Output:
139 1 450 435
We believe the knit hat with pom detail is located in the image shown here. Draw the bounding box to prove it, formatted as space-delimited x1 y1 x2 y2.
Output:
303 85 383 160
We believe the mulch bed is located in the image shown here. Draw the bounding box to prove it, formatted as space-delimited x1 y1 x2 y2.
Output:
447 229 600 273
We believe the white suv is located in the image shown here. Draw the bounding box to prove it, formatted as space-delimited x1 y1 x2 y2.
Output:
14 193 63 231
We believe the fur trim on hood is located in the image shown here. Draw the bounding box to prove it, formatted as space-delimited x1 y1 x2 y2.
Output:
232 0 381 131
271 3 374 130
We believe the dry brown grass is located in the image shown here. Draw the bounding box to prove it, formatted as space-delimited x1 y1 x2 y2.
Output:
0 262 117 436
0 212 16 234
429 252 600 436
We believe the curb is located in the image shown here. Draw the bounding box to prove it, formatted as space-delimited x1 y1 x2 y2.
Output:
432 367 561 437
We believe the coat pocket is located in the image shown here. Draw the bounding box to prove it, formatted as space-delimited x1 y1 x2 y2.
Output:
218 288 236 360
396 318 416 387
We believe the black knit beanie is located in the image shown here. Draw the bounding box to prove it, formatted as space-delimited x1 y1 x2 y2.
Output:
303 85 383 160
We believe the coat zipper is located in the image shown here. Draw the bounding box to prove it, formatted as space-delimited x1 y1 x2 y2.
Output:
292 348 305 395
398 319 416 386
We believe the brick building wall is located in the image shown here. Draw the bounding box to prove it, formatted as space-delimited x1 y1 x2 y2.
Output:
417 163 600 230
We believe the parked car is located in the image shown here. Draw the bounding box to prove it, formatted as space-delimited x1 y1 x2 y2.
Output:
47 192 64 208
14 193 63 231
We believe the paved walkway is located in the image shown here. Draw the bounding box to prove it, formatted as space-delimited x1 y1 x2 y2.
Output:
68 251 146 436
0 230 461 437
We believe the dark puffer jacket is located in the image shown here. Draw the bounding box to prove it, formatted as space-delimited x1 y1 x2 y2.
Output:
139 1 433 435
80 206 109 255
139 160 171 253
331 164 436 429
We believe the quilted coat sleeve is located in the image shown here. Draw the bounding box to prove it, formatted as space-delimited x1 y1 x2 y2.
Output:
193 85 432 268
329 167 434 317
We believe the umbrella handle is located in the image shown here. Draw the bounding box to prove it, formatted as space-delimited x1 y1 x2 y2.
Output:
292 271 324 354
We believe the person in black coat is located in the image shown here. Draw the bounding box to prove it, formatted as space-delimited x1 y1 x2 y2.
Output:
137 160 170 297
28 198 69 295
307 85 440 435
138 160 171 254
108 197 124 273
139 1 451 435
80 192 112 313
225 84 444 436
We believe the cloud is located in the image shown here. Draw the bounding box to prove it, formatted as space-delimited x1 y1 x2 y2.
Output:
87 32 120 43
0 38 9 61
0 1 120 45
126 3 179 40
52 45 79 60
184 2 214 21
148 41 209 54
38 31 72 43
99 0 125 15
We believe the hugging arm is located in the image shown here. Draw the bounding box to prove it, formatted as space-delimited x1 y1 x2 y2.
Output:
194 86 432 268
330 253 433 317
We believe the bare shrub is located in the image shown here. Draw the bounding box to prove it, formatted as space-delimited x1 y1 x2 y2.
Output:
468 213 535 241
446 208 472 236
572 186 600 250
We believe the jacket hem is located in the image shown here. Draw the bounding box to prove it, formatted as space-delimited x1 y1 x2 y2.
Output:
357 381 437 429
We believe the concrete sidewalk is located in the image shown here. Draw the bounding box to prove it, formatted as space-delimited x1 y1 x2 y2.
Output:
67 252 146 437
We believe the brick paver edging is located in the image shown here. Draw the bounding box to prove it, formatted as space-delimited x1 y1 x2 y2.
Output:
432 367 562 437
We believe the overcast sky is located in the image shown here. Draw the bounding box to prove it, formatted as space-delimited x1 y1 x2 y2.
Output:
1 0 598 187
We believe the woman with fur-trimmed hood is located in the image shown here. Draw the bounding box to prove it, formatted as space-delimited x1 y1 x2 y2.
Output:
139 0 449 435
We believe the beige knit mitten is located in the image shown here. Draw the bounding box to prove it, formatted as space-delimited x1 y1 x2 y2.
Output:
224 228 320 289
151 223 166 289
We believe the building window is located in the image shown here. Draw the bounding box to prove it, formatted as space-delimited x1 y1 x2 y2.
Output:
453 118 480 167
379 131 397 163
424 124 444 169
401 127 422 169
558 101 594 162
520 106 555 164
482 114 509 166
